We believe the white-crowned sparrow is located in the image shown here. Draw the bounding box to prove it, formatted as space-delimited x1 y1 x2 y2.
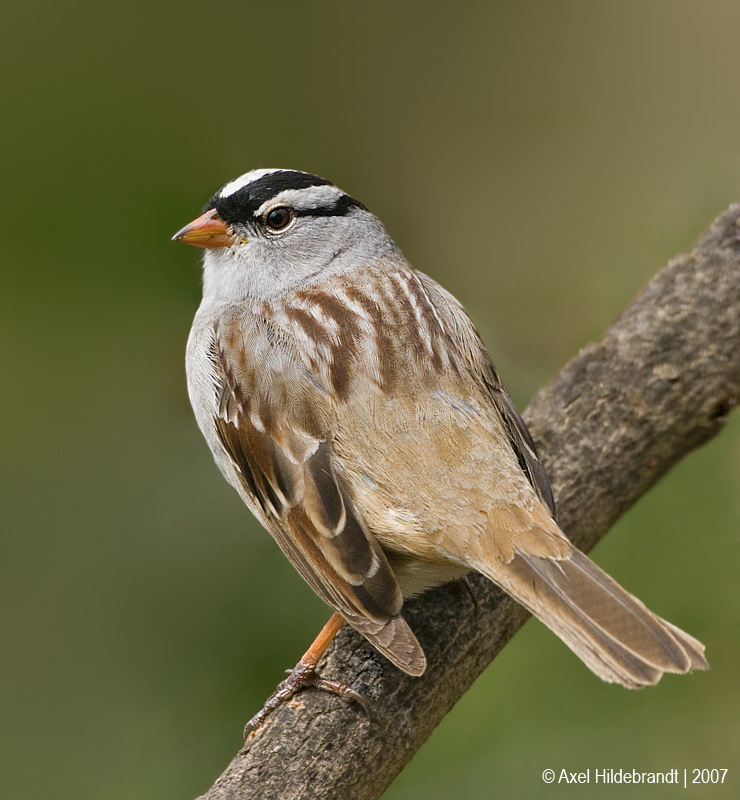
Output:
174 169 707 728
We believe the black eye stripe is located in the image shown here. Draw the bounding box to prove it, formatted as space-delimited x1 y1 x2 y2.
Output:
293 195 366 218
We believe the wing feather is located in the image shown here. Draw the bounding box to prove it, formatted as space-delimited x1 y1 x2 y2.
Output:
416 273 556 517
488 384 556 517
212 345 425 676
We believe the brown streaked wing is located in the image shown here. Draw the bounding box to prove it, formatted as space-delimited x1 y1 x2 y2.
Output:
212 346 425 676
416 272 557 518
487 380 556 518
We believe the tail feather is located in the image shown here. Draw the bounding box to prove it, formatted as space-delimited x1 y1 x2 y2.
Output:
358 614 427 676
478 547 707 688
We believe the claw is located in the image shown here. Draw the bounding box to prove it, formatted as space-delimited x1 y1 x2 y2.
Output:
243 660 371 738
459 575 480 611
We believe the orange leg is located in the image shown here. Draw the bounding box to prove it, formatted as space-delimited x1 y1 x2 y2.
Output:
244 612 370 736
298 611 345 669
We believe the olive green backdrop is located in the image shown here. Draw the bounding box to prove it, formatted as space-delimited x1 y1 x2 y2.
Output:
2 2 738 798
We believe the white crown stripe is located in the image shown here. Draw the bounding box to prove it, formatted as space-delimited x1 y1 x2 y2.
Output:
219 169 282 198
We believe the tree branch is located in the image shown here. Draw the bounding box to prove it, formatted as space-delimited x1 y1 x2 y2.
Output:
197 205 740 800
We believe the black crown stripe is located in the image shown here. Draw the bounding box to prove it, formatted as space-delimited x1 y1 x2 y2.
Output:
210 171 334 223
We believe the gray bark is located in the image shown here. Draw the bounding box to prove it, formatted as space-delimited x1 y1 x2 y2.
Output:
197 204 740 800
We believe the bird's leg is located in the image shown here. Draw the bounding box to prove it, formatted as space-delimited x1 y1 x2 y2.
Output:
244 612 370 736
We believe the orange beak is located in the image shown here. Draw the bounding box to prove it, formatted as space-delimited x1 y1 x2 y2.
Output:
172 209 237 248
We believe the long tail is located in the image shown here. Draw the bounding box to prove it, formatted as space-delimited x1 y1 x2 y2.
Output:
478 547 707 687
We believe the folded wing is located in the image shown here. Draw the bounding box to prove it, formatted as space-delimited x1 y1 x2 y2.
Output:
212 347 426 676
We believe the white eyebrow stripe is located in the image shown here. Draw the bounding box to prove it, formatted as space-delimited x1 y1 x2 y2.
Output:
254 185 346 216
219 169 280 198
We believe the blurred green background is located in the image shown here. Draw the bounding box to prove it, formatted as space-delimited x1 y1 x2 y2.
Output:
2 1 739 798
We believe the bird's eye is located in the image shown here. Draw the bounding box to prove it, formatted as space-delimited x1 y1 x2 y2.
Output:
264 207 294 231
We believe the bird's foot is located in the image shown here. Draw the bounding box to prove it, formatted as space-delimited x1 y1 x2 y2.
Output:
243 659 371 737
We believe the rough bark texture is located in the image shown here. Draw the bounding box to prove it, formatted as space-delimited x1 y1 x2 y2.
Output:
196 205 740 800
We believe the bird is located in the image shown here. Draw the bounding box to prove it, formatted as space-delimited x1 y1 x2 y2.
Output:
173 168 707 730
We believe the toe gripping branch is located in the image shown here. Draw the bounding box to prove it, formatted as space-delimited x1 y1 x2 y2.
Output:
244 612 371 737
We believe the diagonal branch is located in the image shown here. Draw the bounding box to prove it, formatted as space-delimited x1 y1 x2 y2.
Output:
197 205 740 800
